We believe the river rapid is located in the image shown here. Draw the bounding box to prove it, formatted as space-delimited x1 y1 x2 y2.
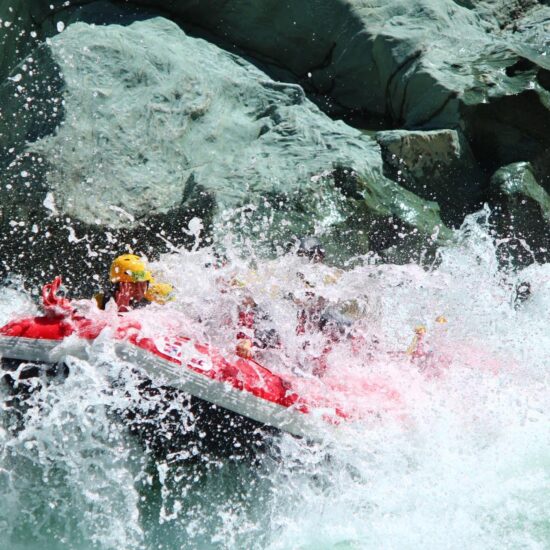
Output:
0 213 548 550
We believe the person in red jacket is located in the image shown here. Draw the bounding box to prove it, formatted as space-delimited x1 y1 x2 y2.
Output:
95 254 173 312
235 294 280 359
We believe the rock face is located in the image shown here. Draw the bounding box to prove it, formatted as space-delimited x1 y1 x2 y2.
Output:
0 16 448 288
0 0 549 283
2 1 549 162
183 0 549 203
168 1 550 173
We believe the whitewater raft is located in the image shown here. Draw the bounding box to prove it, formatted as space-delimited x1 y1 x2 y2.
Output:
0 278 400 443
0 278 341 439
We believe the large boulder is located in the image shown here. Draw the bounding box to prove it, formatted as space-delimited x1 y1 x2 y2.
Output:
2 0 548 231
0 17 449 289
2 1 549 158
1 0 549 277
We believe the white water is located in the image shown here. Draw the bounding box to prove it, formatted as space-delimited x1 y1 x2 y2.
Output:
0 214 548 549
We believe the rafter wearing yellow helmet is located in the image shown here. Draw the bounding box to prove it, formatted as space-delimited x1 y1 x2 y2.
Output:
94 253 175 311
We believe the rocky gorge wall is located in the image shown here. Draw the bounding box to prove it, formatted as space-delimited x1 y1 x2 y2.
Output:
0 0 549 288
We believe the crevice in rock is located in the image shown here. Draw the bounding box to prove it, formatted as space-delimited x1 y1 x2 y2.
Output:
462 90 550 185
397 75 412 127
385 49 423 123
299 42 337 79
331 165 364 200
505 56 537 76
538 68 550 91
0 44 65 171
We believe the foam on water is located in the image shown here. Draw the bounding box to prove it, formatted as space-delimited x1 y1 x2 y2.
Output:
0 215 548 549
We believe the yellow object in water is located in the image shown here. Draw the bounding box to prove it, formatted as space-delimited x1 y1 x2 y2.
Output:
109 254 152 283
145 281 175 304
229 277 247 288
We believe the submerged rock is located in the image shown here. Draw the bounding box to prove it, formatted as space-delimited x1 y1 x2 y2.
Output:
0 17 448 288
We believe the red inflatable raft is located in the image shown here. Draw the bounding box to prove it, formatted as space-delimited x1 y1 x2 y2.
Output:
0 278 400 438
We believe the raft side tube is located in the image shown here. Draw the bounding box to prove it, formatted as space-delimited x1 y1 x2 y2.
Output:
0 335 329 438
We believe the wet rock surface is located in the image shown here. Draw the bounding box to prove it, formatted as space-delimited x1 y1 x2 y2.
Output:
0 0 549 285
489 162 550 264
376 129 483 226
0 17 447 289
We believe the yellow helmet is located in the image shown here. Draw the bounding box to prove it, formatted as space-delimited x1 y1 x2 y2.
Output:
145 281 175 304
109 254 152 283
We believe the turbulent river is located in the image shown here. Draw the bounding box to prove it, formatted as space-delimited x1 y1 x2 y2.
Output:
0 213 548 550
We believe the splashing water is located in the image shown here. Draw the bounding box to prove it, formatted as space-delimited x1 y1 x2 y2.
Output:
0 216 548 549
